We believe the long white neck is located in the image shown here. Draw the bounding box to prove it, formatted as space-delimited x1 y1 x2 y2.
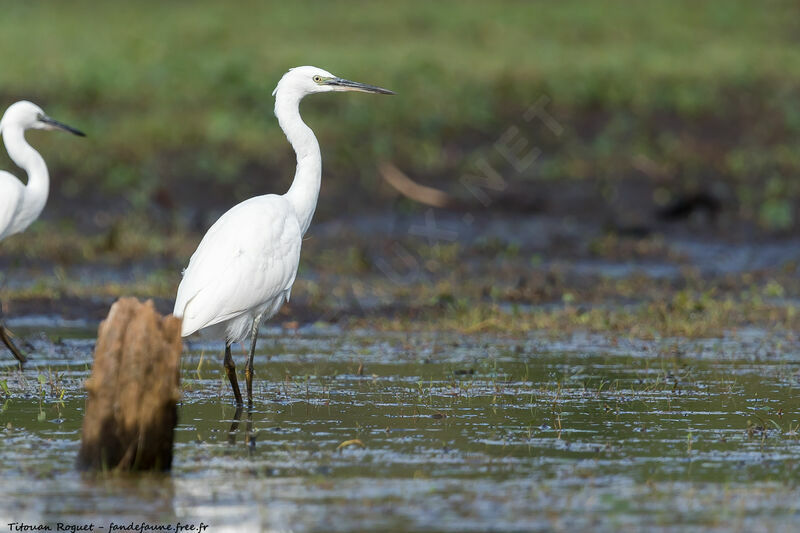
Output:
275 90 321 236
2 124 49 232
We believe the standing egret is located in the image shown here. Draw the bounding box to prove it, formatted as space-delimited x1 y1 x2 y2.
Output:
173 66 393 407
0 101 85 364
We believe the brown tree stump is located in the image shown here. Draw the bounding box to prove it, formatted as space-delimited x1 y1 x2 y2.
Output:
77 297 182 472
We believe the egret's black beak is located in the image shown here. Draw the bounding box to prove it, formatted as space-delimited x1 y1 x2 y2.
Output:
41 116 86 137
328 78 395 95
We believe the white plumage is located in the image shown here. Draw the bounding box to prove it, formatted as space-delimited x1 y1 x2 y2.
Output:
172 66 393 406
175 194 301 342
0 171 25 241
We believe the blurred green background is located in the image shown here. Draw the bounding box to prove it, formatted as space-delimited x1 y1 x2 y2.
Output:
2 0 800 235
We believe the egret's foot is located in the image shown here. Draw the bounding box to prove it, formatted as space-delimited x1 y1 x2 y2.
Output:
245 411 256 453
0 323 27 366
223 343 243 407
227 406 244 444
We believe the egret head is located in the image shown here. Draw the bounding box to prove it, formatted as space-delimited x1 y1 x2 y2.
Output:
272 66 395 100
0 101 85 136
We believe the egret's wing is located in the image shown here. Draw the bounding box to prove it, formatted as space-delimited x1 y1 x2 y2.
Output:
0 171 23 241
174 195 302 336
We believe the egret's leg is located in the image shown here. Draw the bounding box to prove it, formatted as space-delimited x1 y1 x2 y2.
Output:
223 343 243 407
245 313 265 409
0 300 26 365
0 325 27 365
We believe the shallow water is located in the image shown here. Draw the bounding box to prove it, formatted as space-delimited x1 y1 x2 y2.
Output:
1 323 799 532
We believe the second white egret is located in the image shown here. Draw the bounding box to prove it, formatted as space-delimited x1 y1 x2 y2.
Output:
0 101 85 364
173 66 394 407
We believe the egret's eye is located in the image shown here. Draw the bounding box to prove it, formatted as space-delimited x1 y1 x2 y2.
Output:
313 75 323 83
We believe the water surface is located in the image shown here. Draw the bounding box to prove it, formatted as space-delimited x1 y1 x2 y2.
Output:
1 323 799 532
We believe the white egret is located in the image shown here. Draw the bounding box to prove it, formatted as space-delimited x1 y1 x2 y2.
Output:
0 101 85 364
173 66 393 406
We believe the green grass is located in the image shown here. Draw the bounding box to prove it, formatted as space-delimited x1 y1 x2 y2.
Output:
1 0 799 227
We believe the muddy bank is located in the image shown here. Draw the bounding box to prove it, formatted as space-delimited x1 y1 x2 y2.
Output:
2 210 799 342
